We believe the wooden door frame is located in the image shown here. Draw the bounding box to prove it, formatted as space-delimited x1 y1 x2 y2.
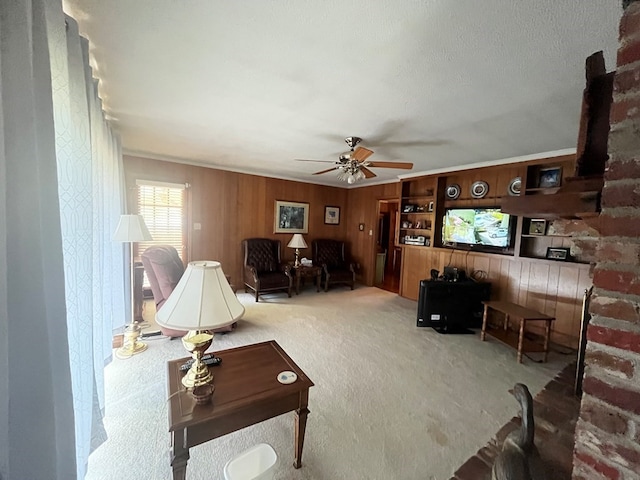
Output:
374 196 400 292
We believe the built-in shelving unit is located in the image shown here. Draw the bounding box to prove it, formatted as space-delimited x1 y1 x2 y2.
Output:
398 177 436 247
394 155 591 266
516 158 588 265
395 156 589 263
519 225 587 264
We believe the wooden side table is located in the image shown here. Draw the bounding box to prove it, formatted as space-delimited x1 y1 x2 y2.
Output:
291 265 322 294
167 341 314 479
481 300 555 363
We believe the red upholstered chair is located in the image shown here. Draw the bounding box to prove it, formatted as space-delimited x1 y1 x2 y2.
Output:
312 239 356 291
141 246 236 337
242 238 293 302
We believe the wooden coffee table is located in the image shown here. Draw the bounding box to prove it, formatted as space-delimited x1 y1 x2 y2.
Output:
167 340 314 479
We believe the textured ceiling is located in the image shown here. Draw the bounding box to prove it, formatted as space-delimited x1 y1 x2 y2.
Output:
62 0 622 188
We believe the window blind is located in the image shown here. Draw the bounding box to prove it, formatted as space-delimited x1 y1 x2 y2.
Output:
136 180 186 260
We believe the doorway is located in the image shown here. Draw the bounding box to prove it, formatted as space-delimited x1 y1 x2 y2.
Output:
375 199 401 293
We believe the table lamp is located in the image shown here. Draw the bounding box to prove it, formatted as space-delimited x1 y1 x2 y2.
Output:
287 233 308 267
156 261 245 390
113 214 153 359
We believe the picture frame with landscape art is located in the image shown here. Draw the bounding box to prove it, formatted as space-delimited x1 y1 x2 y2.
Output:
274 200 309 234
324 206 340 225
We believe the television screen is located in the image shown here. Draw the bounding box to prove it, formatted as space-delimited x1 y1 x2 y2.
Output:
442 208 513 248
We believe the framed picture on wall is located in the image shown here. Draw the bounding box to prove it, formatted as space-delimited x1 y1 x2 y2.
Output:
274 200 309 233
538 167 562 188
528 219 547 235
546 247 570 261
324 206 340 225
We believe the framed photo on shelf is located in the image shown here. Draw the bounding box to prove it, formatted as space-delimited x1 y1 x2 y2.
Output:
538 167 562 188
274 200 309 233
546 247 571 261
528 219 547 235
324 206 340 225
403 204 417 213
427 201 434 212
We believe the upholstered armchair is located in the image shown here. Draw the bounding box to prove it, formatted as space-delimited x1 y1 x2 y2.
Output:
141 245 236 336
242 238 293 302
312 239 356 291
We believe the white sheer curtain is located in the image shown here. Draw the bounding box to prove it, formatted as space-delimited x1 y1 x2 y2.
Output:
0 1 126 479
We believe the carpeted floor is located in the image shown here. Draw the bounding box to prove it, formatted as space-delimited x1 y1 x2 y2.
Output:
86 287 571 480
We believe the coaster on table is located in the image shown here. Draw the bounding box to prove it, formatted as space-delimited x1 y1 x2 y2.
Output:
277 371 297 384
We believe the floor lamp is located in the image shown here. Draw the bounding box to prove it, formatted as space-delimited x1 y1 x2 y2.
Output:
113 214 153 359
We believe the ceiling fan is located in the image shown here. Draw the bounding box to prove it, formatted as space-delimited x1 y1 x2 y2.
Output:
296 136 413 184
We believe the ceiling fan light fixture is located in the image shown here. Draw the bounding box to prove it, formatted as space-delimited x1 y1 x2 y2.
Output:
300 136 412 182
336 168 350 183
337 163 365 184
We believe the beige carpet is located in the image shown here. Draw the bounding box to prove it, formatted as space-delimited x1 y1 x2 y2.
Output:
86 287 570 480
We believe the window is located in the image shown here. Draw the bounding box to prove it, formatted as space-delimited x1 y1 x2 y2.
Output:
136 180 187 260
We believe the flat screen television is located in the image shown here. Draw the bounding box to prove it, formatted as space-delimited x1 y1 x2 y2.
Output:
441 207 515 254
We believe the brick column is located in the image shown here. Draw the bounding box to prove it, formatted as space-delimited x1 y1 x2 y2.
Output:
572 1 640 478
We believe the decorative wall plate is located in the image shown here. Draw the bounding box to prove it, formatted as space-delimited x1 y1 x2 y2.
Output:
508 177 522 196
470 181 489 199
445 184 460 200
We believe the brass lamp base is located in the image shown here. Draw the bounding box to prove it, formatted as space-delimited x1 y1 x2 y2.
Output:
115 323 148 359
181 330 214 389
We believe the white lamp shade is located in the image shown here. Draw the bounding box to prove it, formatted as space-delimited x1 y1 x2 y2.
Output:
156 261 244 330
112 214 153 242
287 234 308 249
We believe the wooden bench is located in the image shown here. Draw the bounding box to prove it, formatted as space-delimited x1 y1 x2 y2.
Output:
481 300 555 363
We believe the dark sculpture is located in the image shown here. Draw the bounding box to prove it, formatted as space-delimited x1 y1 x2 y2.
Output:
492 383 546 480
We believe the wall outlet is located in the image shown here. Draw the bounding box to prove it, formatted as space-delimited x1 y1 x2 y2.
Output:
193 222 201 230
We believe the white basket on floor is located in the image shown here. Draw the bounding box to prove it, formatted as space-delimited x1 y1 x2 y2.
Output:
223 443 278 480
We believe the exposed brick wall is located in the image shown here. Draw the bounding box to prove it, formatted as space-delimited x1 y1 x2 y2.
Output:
573 2 640 478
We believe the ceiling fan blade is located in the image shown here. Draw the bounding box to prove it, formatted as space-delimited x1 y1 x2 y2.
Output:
312 167 338 175
295 159 335 163
360 166 377 179
352 146 374 162
367 161 413 169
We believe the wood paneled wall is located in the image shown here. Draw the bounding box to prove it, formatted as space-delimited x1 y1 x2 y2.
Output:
400 232 592 348
125 154 592 347
442 163 525 208
397 155 593 348
125 155 348 286
345 182 401 285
